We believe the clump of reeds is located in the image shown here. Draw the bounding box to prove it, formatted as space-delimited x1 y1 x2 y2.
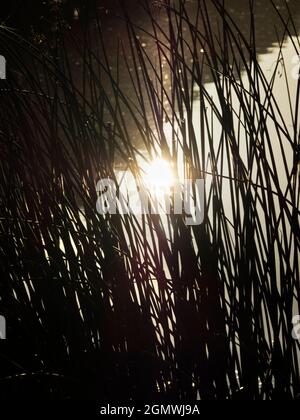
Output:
0 0 299 400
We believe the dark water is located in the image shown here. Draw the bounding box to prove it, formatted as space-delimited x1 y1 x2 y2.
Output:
3 1 300 46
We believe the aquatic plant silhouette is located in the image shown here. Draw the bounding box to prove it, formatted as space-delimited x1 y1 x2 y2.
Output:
0 0 299 400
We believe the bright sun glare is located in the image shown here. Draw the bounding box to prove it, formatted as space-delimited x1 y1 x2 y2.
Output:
142 158 174 191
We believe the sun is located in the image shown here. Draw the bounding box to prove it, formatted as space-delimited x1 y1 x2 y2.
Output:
142 158 174 191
